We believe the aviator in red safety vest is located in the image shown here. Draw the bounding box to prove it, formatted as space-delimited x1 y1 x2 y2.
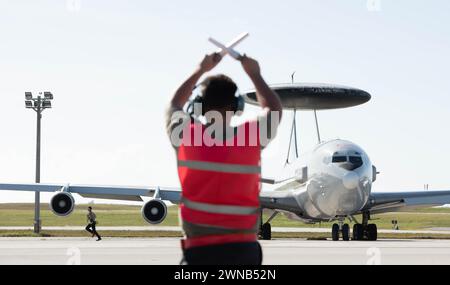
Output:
177 120 261 249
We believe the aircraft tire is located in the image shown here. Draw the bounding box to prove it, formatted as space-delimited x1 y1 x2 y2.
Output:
261 222 272 240
342 224 350 241
352 224 364 240
331 223 340 241
367 224 378 241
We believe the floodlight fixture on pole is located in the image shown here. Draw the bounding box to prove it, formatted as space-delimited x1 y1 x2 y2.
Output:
24 91 54 234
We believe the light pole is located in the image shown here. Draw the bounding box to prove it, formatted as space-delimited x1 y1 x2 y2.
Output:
25 91 53 234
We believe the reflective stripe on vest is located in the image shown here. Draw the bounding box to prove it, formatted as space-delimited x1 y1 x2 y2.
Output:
181 197 259 216
182 233 258 250
177 121 261 247
182 219 259 238
178 159 260 174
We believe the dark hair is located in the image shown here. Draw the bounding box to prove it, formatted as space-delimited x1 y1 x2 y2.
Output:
88 206 92 210
200 74 238 112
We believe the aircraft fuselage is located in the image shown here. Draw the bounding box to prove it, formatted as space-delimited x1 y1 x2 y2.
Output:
288 139 373 221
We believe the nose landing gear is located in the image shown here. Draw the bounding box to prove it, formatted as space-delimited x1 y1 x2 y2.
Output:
331 218 350 241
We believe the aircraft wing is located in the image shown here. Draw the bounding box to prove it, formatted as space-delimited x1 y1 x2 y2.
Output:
0 183 182 203
259 190 301 213
364 190 450 214
0 182 301 211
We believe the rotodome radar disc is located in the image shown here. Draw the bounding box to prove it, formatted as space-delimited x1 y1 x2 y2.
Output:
243 83 371 110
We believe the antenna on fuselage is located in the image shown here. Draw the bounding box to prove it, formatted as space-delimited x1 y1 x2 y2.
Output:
285 72 299 165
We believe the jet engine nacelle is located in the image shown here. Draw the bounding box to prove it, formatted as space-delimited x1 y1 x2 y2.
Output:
50 192 75 216
142 199 167 224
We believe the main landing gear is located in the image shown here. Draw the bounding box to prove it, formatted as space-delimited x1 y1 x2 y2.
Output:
352 211 378 241
331 212 378 241
259 211 278 240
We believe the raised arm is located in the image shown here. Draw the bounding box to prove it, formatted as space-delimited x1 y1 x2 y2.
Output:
169 53 222 110
240 55 283 119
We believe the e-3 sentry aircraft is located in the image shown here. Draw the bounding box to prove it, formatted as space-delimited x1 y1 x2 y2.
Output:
2 34 450 241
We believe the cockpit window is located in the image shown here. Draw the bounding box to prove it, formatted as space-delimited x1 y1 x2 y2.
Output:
332 156 347 163
349 156 363 169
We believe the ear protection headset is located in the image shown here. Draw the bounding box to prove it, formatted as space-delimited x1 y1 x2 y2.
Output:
187 84 245 117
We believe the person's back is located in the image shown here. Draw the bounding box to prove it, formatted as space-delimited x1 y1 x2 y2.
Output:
87 209 96 223
167 52 282 265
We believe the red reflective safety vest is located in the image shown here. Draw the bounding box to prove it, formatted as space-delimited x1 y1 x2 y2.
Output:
177 121 261 249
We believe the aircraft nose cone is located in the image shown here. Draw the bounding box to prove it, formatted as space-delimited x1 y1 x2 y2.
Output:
342 171 359 189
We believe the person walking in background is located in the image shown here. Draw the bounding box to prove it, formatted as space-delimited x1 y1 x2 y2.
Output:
85 206 102 241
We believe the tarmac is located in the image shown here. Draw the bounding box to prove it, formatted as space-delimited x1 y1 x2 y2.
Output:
1 237 450 265
2 226 450 235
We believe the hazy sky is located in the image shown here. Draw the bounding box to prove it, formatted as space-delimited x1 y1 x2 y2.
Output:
1 0 450 204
